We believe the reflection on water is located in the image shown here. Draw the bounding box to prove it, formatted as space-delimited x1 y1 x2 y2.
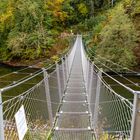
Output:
104 74 140 101
0 64 43 102
0 64 140 102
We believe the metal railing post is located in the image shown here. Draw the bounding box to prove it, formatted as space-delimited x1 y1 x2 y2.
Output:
0 89 4 140
61 58 66 91
88 64 94 128
93 70 102 133
42 68 53 127
65 55 69 81
130 91 140 140
86 60 90 92
88 64 94 102
56 63 62 101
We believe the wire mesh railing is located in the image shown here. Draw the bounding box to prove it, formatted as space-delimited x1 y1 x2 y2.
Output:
95 73 133 139
83 62 134 139
0 56 68 140
2 80 49 140
81 35 139 139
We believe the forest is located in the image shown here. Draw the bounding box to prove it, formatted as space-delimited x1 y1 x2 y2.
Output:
0 0 140 69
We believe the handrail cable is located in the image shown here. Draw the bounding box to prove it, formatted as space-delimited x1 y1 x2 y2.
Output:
87 48 140 89
0 63 57 93
88 47 140 74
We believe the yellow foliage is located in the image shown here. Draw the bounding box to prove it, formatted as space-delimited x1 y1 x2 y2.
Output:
53 11 68 21
44 0 67 22
55 0 64 5
0 3 14 31
107 15 112 22
99 133 114 140
0 9 13 23
93 35 98 43
77 3 88 15
51 55 59 62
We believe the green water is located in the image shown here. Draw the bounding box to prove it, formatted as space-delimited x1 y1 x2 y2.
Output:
0 64 21 76
0 64 140 102
103 74 140 101
0 64 43 101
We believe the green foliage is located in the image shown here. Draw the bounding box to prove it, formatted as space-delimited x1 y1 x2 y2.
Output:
131 0 140 16
5 0 52 60
96 4 138 68
0 0 98 62
0 0 70 62
77 3 88 16
0 0 139 69
82 14 107 60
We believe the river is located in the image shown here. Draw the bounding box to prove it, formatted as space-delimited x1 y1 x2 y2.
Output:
0 64 140 102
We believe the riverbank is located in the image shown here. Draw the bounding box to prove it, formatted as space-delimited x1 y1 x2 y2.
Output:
0 58 48 68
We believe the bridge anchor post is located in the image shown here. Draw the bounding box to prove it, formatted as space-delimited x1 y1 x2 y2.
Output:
130 91 140 140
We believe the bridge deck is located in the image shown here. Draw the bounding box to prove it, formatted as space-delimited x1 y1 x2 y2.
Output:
52 37 93 140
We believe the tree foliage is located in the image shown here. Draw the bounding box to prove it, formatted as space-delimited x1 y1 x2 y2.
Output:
0 0 96 62
0 0 139 69
96 4 138 68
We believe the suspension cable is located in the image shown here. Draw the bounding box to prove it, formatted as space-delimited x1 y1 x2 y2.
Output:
97 55 140 74
1 63 57 93
95 58 140 88
86 48 140 88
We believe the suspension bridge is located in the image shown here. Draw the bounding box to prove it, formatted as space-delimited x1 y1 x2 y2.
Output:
0 35 140 140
